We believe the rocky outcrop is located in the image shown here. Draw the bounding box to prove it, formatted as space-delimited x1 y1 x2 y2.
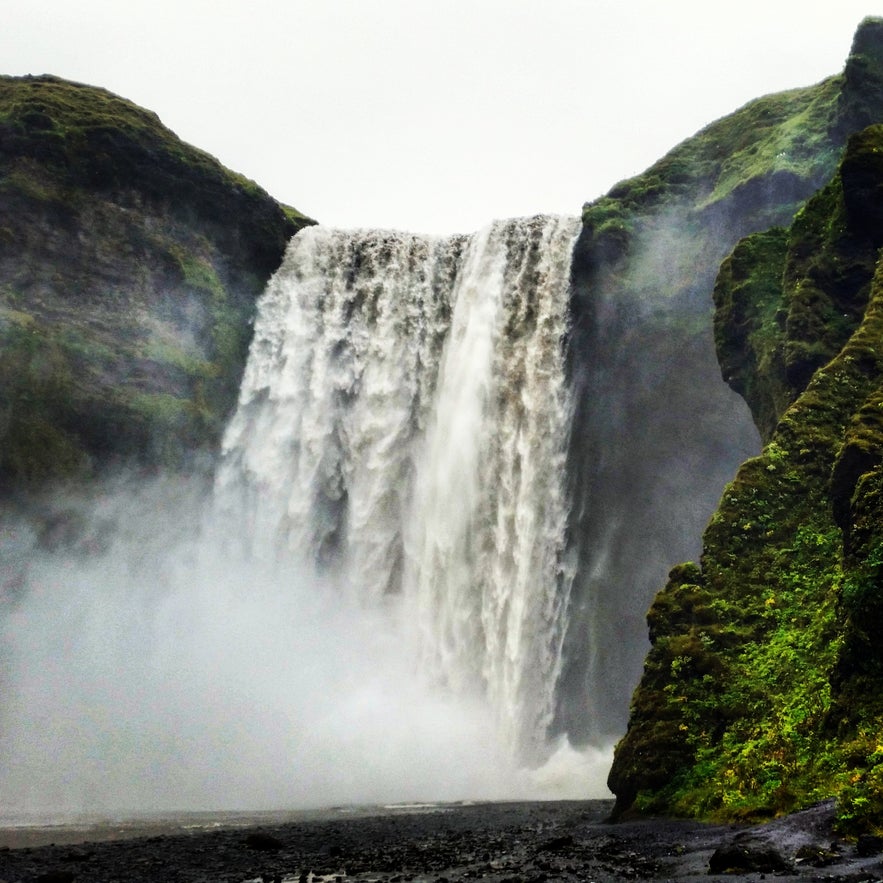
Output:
607 27 883 830
0 74 314 492
559 17 883 744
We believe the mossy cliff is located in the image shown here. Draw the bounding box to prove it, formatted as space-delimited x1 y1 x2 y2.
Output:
0 74 313 492
560 18 883 745
607 23 883 832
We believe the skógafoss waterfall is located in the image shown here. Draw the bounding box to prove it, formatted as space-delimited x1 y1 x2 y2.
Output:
0 209 760 812
216 215 580 767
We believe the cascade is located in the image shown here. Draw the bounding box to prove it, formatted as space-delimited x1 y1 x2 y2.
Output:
217 215 581 763
216 228 465 594
0 211 759 813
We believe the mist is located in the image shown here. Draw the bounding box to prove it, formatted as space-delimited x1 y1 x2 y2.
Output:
555 203 763 744
0 474 612 820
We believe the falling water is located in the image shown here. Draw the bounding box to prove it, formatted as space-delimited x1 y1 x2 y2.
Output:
217 215 580 763
405 216 579 763
216 228 464 598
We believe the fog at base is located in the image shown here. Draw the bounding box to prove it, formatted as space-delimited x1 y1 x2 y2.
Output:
0 476 612 818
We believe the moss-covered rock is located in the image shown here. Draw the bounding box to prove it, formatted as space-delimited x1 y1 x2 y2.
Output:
713 160 880 441
608 115 883 832
561 17 883 743
712 227 790 439
0 74 314 492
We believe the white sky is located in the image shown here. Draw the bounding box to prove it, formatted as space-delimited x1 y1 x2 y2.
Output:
2 1 878 234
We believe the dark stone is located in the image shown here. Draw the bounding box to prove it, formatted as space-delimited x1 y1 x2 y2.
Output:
857 833 883 856
537 834 574 852
62 848 94 863
707 837 792 874
794 842 841 867
35 872 76 883
244 831 284 852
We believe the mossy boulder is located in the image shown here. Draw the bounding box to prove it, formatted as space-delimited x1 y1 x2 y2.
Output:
0 74 314 492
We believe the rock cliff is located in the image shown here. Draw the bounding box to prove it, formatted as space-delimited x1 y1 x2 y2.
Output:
607 18 883 832
561 16 883 746
0 74 313 493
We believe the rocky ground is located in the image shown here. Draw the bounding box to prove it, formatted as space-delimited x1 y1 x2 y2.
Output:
2 799 883 882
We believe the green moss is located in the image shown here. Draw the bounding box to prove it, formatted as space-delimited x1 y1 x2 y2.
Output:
0 413 88 483
837 18 883 137
142 337 216 378
0 313 90 485
169 243 226 300
666 523 843 820
610 119 883 832
281 202 312 224
583 73 847 235
575 65 862 370
0 158 70 206
125 390 194 422
712 159 877 442
0 75 311 224
0 73 318 490
713 227 789 439
697 78 844 211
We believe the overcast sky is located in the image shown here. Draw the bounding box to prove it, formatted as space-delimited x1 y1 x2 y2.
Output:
2 1 877 234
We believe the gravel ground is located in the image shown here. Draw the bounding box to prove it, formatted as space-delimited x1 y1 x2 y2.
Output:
1 799 882 882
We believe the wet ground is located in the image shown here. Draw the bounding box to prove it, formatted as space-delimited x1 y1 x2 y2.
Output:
2 799 883 882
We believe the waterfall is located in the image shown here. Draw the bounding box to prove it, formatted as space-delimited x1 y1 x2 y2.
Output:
217 215 580 763
405 216 579 763
216 228 464 597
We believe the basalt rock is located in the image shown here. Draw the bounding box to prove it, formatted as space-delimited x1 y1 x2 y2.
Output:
608 20 883 834
0 74 314 493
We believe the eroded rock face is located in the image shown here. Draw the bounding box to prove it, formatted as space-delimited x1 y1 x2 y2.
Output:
558 18 883 746
608 122 883 830
0 74 314 490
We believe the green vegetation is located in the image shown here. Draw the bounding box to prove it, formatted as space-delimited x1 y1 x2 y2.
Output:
696 78 844 211
609 115 883 833
579 76 850 320
712 227 790 439
566 17 883 756
0 75 295 213
0 74 315 491
578 18 883 331
598 75 843 221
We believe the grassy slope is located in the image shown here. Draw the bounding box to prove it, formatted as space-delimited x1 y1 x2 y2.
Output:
0 75 314 490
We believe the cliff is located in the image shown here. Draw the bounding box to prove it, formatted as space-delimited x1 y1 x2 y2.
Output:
560 17 883 745
0 74 313 493
607 18 883 832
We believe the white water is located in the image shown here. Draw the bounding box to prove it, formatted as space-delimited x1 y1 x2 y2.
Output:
404 216 578 763
0 216 615 817
216 228 463 595
218 216 581 764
